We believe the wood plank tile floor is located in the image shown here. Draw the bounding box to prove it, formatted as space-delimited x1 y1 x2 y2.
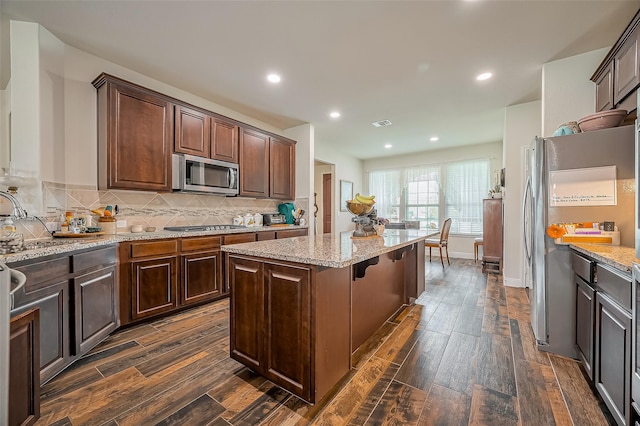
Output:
36 258 615 425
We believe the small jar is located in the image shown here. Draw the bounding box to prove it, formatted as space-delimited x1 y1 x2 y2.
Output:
99 217 117 234
253 213 263 227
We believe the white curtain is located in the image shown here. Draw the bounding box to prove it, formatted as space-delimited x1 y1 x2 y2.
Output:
369 170 402 222
444 159 488 234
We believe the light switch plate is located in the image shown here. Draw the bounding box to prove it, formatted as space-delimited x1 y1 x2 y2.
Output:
117 220 127 228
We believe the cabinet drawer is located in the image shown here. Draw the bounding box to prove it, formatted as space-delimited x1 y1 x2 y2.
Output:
572 252 594 283
223 233 256 245
71 245 117 273
180 236 221 252
130 240 178 258
597 263 632 311
12 257 69 293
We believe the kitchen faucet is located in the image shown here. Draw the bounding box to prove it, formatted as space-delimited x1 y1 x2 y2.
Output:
0 191 28 219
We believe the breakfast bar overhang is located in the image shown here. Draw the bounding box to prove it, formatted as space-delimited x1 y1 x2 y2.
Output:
222 230 428 403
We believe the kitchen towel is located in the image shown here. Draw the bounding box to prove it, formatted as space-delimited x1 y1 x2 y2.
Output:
277 203 295 224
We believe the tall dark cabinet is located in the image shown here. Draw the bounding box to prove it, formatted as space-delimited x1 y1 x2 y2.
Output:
482 198 503 274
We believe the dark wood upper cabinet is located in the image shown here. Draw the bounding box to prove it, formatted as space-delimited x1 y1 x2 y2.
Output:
240 127 296 199
94 73 295 196
270 137 296 200
93 74 173 192
592 10 640 112
595 62 614 112
212 118 239 163
174 105 211 157
239 128 270 197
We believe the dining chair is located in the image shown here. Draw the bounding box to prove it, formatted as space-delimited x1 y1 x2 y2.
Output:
425 218 452 267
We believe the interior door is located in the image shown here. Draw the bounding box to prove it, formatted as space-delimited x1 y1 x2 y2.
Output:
322 174 332 233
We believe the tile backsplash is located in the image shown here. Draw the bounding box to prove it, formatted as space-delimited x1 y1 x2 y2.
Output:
8 181 308 240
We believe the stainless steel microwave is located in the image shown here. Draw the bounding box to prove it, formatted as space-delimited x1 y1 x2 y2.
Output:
172 154 238 196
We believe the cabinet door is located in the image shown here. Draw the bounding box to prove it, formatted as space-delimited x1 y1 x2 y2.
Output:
212 118 239 163
614 24 640 105
482 198 503 261
596 292 632 426
595 62 614 112
103 82 173 191
11 280 70 384
180 250 223 306
131 256 178 321
576 277 595 380
229 256 264 372
239 128 269 197
174 105 211 157
9 308 40 426
269 137 295 200
73 265 118 355
263 262 311 400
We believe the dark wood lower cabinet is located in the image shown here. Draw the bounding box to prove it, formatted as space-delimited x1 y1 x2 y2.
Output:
576 276 596 380
131 256 178 321
228 254 351 403
10 280 70 384
276 228 308 239
10 245 118 385
73 266 118 355
181 250 223 305
229 256 264 372
263 262 311 398
596 291 632 426
9 308 40 426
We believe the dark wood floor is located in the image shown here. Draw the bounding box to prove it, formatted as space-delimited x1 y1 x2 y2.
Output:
36 258 613 425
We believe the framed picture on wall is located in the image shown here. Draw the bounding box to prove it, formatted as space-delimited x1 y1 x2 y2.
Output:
340 180 353 212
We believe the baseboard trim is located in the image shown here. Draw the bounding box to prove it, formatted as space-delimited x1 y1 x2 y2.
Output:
503 277 524 288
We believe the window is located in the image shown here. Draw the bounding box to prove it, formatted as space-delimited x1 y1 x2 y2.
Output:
369 159 489 235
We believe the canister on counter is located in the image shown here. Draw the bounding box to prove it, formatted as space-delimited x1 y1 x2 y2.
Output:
99 216 117 234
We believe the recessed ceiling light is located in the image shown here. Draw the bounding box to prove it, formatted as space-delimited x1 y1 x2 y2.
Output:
476 72 493 81
267 73 281 83
330 111 341 118
430 136 439 142
384 144 392 149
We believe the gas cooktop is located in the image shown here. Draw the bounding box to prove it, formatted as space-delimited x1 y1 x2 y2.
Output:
163 225 246 232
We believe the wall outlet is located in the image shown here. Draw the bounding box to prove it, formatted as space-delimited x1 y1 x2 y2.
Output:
117 220 127 228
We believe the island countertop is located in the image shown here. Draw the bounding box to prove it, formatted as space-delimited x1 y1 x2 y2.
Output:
220 229 432 268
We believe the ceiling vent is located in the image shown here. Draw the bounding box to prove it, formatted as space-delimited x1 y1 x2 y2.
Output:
371 120 392 128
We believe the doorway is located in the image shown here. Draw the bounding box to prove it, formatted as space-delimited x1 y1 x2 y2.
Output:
313 160 335 234
322 174 332 233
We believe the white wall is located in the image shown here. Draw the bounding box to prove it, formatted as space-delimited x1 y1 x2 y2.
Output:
363 142 503 259
9 21 41 213
0 81 10 171
285 123 314 233
502 101 541 287
542 47 609 137
314 142 363 233
9 20 311 214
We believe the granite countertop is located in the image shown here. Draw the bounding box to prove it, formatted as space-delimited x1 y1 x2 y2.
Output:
569 243 639 274
220 229 431 268
1 225 307 264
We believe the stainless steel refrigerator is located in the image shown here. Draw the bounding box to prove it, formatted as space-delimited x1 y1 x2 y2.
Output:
523 125 636 358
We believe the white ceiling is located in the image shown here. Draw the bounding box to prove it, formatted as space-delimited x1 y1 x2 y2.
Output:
1 0 639 160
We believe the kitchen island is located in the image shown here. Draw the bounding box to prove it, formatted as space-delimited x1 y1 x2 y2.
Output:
221 229 428 403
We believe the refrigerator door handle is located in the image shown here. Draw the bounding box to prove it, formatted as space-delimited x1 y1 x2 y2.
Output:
522 176 532 264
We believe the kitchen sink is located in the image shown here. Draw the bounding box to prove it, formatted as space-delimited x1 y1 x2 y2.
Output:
163 225 246 232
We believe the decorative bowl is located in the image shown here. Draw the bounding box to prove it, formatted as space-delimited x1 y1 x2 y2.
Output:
346 201 374 216
577 109 627 132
